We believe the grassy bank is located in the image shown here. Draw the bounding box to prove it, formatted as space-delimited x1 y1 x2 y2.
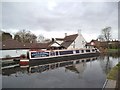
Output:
107 62 120 80
107 49 119 53
99 48 120 54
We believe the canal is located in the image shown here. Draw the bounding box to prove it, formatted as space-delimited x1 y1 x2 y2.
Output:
2 54 119 88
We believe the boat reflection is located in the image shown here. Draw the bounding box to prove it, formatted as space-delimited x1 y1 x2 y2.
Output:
2 57 98 76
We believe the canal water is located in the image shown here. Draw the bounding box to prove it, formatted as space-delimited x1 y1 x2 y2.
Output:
2 54 119 88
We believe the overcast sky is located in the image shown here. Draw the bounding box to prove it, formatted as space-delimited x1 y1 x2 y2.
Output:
1 0 119 42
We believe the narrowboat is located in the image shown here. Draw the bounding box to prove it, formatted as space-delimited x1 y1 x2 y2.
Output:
20 48 100 63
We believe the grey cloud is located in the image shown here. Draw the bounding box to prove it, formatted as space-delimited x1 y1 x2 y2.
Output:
2 1 118 40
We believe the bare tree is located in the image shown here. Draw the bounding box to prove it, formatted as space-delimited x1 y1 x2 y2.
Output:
102 27 112 41
98 35 104 41
37 34 51 43
98 27 112 42
37 34 45 43
14 29 37 43
14 34 21 42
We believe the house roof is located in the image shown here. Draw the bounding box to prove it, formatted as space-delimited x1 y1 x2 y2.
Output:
2 39 24 49
0 39 51 50
55 38 64 41
1 33 80 50
61 34 78 48
86 43 92 46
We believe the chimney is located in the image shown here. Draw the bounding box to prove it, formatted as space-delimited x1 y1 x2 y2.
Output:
78 29 81 35
52 38 54 42
65 33 67 37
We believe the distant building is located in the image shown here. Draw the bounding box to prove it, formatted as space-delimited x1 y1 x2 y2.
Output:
86 39 120 52
86 39 100 49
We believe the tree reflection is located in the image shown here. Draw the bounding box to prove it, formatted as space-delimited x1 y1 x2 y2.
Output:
99 55 113 75
99 51 120 75
105 55 112 74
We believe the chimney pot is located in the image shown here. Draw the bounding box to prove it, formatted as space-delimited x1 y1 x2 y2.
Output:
65 33 67 37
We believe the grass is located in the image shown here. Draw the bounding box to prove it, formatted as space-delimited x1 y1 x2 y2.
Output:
107 62 120 80
107 49 119 53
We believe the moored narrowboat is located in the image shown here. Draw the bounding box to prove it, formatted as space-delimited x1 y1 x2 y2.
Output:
20 48 100 62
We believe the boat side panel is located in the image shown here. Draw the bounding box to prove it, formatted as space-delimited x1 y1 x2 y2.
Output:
29 52 100 66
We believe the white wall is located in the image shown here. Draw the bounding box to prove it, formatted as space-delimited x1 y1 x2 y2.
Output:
75 33 86 49
68 33 86 49
56 41 63 44
0 49 29 58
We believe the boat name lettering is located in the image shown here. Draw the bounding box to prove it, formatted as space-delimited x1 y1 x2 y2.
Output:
31 52 49 57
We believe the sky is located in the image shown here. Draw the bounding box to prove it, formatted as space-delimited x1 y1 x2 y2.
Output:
1 0 119 42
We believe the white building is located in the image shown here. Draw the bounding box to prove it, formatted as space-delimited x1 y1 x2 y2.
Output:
67 31 86 49
51 30 87 49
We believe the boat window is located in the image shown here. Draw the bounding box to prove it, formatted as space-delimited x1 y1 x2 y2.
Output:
56 51 59 55
86 50 90 52
59 50 73 55
82 60 84 62
50 51 55 56
92 49 95 52
76 50 79 53
81 50 84 53
95 49 97 51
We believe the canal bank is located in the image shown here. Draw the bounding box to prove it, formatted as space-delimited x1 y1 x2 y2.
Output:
103 62 120 89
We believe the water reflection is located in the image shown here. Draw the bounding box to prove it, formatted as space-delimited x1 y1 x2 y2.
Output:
2 54 119 88
2 57 97 76
101 51 120 59
99 56 112 74
99 53 119 75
